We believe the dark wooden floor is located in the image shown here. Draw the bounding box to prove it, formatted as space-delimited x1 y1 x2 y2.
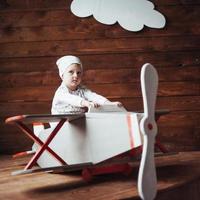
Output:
0 152 200 200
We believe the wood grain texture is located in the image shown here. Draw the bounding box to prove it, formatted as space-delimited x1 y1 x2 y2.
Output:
0 152 200 200
1 0 200 10
0 5 200 28
0 51 199 72
1 36 200 58
0 95 199 118
0 81 199 102
0 16 200 43
0 67 199 88
1 0 200 11
0 1 199 153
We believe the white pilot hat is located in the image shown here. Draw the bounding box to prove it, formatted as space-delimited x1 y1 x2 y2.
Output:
56 55 82 79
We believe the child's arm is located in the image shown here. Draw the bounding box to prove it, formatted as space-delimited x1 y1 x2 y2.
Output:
84 89 123 107
104 100 123 107
80 100 100 108
84 89 109 105
53 88 85 107
52 87 99 110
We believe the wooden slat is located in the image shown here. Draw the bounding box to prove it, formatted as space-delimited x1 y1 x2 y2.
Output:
159 5 200 24
158 127 200 146
156 82 200 97
156 96 200 112
160 143 200 152
0 0 72 10
0 82 199 102
0 96 200 117
0 128 32 154
154 0 200 5
0 9 76 28
0 5 200 28
0 67 199 88
0 36 200 58
1 0 200 11
0 18 200 43
119 96 200 112
0 51 199 73
0 101 51 117
158 111 200 127
1 0 200 10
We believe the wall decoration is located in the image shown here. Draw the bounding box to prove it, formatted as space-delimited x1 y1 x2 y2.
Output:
71 0 166 32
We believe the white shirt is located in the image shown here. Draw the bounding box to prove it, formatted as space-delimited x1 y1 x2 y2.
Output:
51 82 109 114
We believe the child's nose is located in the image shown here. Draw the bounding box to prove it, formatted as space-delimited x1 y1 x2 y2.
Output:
73 73 78 77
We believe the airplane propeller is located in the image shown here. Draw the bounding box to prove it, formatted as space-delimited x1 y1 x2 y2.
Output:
138 63 158 200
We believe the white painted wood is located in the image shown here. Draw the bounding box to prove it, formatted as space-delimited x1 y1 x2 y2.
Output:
138 63 158 200
88 104 127 113
86 112 142 163
33 124 44 137
32 63 159 199
34 112 142 167
34 119 91 167
71 0 166 32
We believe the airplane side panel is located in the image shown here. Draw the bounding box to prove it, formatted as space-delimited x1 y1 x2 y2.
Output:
33 112 142 168
34 119 92 168
86 113 142 164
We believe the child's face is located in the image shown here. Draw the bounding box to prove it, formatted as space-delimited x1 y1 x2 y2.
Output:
62 63 82 91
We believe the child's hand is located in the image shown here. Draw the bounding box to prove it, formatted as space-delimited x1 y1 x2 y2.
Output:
89 102 100 108
111 101 123 107
81 100 100 108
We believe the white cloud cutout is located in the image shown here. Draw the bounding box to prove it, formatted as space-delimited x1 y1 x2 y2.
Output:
71 0 166 32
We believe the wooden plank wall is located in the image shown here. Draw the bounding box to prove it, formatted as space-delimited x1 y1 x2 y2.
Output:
0 0 199 154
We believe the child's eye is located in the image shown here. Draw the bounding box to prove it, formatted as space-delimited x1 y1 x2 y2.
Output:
68 70 74 74
77 71 82 75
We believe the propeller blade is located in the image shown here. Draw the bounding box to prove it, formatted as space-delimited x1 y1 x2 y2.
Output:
140 63 158 119
138 63 158 200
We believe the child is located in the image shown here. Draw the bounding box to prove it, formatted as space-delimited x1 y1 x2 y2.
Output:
51 55 122 114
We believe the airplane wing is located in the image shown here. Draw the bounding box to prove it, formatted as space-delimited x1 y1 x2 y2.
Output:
5 113 85 124
5 108 169 125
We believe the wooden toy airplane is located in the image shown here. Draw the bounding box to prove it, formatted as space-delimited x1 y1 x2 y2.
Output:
6 63 168 200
